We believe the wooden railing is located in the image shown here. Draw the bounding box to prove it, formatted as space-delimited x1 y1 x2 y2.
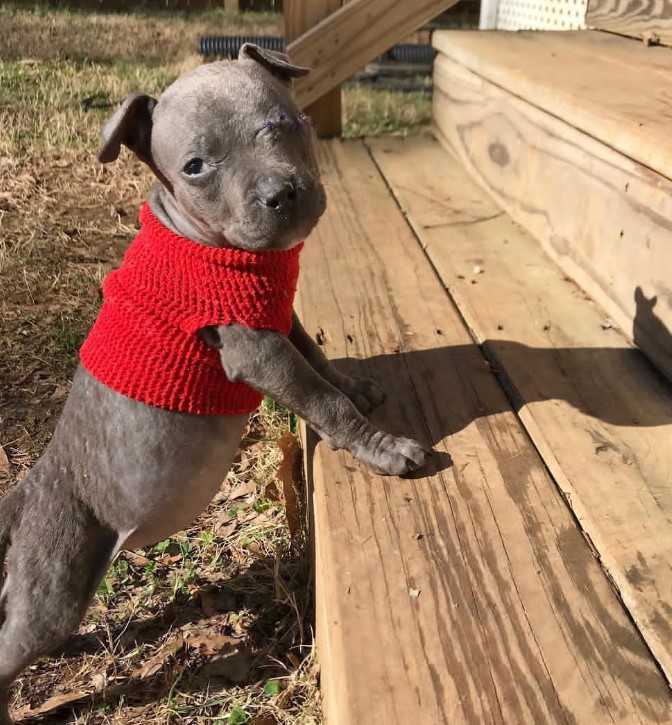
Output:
285 0 343 137
285 0 462 136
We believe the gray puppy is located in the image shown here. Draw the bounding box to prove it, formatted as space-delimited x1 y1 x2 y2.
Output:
0 45 428 723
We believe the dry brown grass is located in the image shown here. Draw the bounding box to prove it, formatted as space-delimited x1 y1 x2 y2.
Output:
0 6 320 725
0 4 281 66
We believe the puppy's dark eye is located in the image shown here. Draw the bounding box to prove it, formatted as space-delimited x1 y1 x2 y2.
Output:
183 158 205 176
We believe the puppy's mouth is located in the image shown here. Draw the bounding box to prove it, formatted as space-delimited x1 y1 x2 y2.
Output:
227 183 326 251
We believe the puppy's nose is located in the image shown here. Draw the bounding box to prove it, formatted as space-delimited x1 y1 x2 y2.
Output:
256 177 297 210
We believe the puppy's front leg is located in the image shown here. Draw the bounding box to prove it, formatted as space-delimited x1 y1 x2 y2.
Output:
201 325 428 477
288 311 385 414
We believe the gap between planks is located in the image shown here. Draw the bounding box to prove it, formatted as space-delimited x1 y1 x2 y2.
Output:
296 138 671 724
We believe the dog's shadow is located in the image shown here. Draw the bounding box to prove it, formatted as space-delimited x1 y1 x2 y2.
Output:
21 557 309 724
321 333 672 478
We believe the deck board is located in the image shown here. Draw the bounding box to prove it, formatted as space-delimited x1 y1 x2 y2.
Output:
368 133 672 689
431 46 672 384
587 0 672 47
432 30 672 182
296 139 672 724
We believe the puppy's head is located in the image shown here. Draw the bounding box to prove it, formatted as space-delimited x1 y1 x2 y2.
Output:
98 45 326 251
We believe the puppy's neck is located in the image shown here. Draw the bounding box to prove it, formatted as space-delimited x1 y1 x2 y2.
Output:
148 186 235 249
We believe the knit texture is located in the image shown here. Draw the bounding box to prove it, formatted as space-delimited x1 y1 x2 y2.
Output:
80 203 302 415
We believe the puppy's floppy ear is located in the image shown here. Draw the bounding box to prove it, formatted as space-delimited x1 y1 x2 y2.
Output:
239 43 310 85
98 92 157 164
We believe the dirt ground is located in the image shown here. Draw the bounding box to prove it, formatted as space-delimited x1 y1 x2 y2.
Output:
0 4 430 723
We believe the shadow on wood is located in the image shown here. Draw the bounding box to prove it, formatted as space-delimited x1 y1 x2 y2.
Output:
305 336 672 474
634 285 672 383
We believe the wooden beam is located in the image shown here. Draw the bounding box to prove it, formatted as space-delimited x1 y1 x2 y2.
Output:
285 0 342 138
432 30 672 184
287 0 460 109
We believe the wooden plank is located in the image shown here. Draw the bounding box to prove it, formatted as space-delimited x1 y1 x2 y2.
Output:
432 49 672 383
297 139 671 724
432 30 672 182
284 0 342 138
368 133 672 689
287 0 460 109
588 0 672 45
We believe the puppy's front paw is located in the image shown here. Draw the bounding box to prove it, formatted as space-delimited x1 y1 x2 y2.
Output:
338 376 386 414
354 431 429 477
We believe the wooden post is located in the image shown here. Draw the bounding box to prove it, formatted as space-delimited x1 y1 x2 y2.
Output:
285 0 342 138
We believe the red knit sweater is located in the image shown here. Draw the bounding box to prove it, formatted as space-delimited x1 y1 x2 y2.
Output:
80 204 302 415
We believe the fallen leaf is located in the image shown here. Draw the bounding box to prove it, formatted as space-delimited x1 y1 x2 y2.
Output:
90 672 107 692
16 690 88 718
124 552 150 567
49 383 69 402
228 479 258 500
286 651 300 669
216 515 238 538
131 633 184 679
277 432 302 540
188 633 238 656
264 480 282 502
0 446 9 475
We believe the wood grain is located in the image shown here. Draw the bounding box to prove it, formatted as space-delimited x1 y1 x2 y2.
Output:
369 133 672 687
287 0 460 109
296 139 671 724
433 30 672 182
588 0 672 45
432 49 672 383
284 0 342 138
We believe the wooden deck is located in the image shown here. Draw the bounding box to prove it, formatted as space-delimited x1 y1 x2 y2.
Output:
296 137 672 723
432 30 672 383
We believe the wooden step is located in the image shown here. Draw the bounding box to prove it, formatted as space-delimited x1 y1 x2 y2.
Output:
587 0 672 47
369 133 672 689
431 29 672 383
296 138 671 724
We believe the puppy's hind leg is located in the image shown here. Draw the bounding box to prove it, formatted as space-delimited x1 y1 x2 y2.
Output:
0 478 118 724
